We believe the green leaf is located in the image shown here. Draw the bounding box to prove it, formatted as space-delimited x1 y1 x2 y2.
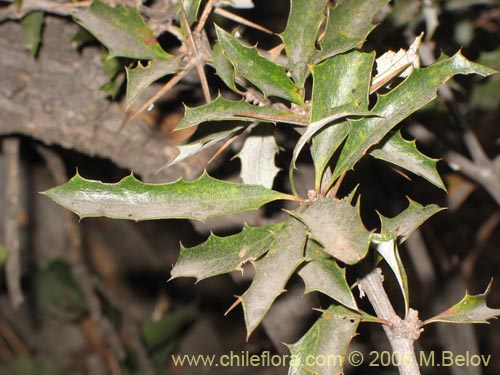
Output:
237 124 280 189
43 172 297 222
317 0 390 61
70 26 96 45
22 11 44 56
379 199 443 243
331 51 496 183
125 56 183 108
0 244 8 266
425 281 500 325
281 0 328 87
176 95 307 130
310 51 374 188
212 41 242 94
215 25 304 106
299 239 357 310
296 196 371 265
371 235 409 313
370 131 445 190
241 217 307 336
171 223 282 281
179 0 202 26
288 305 361 375
74 0 170 60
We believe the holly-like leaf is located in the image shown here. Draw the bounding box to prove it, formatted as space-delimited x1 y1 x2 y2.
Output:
212 41 241 94
379 198 443 243
22 11 44 56
425 281 500 325
316 0 390 62
309 51 374 189
171 223 282 281
371 235 409 313
299 239 357 310
215 25 305 106
281 0 328 87
370 130 445 190
237 124 280 189
74 0 170 60
176 95 307 130
288 305 361 375
331 52 496 183
241 217 307 336
178 0 202 26
43 172 297 222
296 196 371 265
125 56 183 108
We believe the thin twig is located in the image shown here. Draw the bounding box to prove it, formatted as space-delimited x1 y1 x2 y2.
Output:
3 138 24 309
214 7 274 35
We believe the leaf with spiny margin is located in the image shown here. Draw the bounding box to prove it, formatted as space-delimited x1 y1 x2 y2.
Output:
331 52 496 183
215 25 304 106
425 281 500 325
237 124 280 189
74 0 170 60
164 124 244 168
171 223 282 281
316 0 390 62
290 107 374 193
296 196 371 265
125 56 183 108
22 11 44 56
241 217 307 336
179 0 201 26
370 131 445 190
281 0 328 87
42 172 297 222
287 305 362 375
299 239 357 310
371 235 409 313
379 199 443 243
212 42 242 94
176 96 307 130
310 51 374 189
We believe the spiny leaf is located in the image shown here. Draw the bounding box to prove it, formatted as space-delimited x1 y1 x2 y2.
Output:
237 124 280 189
296 196 371 265
280 0 329 87
74 0 170 60
171 223 282 281
125 56 183 108
22 11 44 56
288 305 361 375
241 217 307 336
370 130 445 190
379 198 444 243
425 281 500 325
178 0 201 26
310 51 374 189
176 95 307 130
371 235 409 313
331 51 496 183
215 25 305 106
212 41 241 94
316 0 390 62
43 172 297 222
299 239 357 310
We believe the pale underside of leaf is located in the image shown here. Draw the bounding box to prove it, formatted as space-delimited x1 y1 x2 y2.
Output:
331 51 496 183
296 196 371 265
237 124 280 189
170 223 283 281
288 305 361 375
74 0 170 60
240 217 307 336
370 130 445 190
43 172 297 222
425 281 500 325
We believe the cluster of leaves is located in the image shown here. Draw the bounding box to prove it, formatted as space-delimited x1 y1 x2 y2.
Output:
41 0 500 373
